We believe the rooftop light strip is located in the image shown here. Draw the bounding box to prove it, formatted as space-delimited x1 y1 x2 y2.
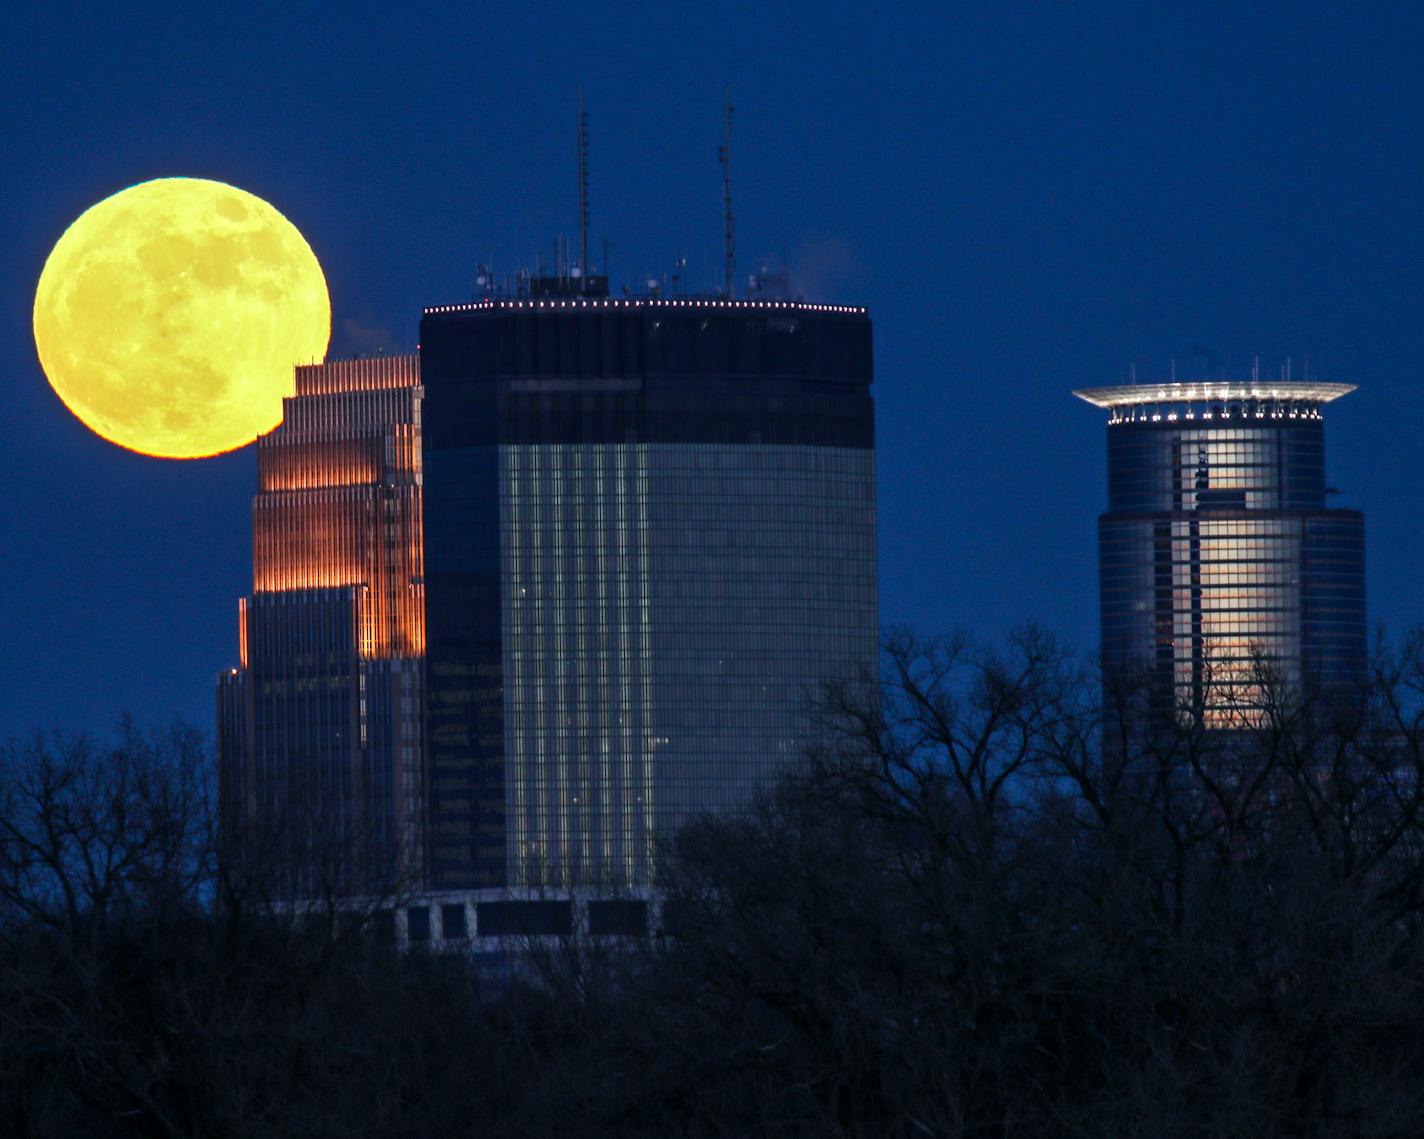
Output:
1072 381 1356 409
422 298 868 316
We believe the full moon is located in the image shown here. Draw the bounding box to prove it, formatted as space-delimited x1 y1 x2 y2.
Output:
32 177 330 459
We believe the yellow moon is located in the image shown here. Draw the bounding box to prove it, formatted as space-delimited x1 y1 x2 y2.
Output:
32 177 330 459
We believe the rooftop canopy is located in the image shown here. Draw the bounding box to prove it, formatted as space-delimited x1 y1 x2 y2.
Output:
1073 380 1356 409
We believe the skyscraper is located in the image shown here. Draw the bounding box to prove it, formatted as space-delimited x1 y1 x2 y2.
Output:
1075 376 1365 725
218 355 425 894
420 286 878 890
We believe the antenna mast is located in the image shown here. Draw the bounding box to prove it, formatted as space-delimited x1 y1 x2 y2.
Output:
718 88 735 298
578 90 590 277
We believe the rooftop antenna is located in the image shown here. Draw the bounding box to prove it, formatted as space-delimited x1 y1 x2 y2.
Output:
578 89 590 278
718 87 735 299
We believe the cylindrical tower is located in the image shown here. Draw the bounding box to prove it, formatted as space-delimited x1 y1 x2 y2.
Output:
1075 380 1365 725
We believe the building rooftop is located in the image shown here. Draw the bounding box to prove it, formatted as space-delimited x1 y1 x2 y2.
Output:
1073 380 1356 409
424 297 867 317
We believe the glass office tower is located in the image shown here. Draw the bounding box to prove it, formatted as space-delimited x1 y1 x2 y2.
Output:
421 292 877 889
1075 379 1365 726
218 355 425 894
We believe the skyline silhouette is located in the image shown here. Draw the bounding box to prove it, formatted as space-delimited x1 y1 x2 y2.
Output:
3 5 1420 737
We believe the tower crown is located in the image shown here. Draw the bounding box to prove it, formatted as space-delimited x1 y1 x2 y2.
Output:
1074 380 1355 424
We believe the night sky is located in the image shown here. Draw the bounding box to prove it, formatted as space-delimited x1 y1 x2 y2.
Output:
3 4 1422 740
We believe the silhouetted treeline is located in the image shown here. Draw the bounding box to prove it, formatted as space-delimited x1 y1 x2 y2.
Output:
5 631 1424 1136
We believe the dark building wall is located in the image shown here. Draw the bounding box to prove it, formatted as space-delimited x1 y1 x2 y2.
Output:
419 303 871 388
1302 511 1367 681
216 668 248 848
423 439 507 888
421 299 877 890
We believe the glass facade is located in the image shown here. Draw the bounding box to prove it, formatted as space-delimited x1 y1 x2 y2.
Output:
498 441 876 885
500 441 655 885
641 444 876 842
1078 383 1365 726
218 356 425 894
422 298 877 889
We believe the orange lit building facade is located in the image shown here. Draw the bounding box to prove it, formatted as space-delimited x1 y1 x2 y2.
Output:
218 355 425 893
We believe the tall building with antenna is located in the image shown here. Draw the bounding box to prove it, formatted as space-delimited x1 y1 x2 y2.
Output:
411 98 878 898
420 285 877 891
1075 373 1365 725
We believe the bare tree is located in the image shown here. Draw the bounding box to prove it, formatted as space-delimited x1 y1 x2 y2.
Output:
0 721 429 1138
9 630 1424 1137
637 630 1424 1137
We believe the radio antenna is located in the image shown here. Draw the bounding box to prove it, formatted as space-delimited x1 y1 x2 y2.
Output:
578 90 590 278
718 87 735 298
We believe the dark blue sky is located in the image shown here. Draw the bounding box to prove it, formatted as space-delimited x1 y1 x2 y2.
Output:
3 4 1421 739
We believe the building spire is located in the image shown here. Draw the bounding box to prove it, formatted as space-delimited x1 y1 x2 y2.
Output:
718 87 735 299
578 89 590 278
